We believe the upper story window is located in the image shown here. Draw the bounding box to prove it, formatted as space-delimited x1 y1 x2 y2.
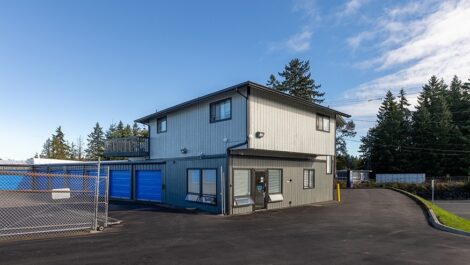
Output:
210 98 231 123
316 114 330 132
157 116 167 133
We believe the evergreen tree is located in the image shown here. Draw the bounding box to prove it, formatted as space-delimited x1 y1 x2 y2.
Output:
106 123 117 139
123 124 132 137
86 122 105 160
69 141 78 160
267 58 325 103
76 136 84 160
396 89 413 170
40 138 52 158
50 126 70 159
360 91 403 173
115 121 125 138
336 120 357 168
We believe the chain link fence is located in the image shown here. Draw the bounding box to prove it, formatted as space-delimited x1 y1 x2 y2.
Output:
0 164 109 240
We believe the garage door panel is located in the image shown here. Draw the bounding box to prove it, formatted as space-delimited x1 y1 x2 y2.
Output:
136 170 161 202
110 170 131 199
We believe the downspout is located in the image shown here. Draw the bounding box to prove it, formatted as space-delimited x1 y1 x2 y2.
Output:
224 85 250 215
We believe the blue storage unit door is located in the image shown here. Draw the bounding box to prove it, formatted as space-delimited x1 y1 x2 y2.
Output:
135 170 162 202
110 170 131 199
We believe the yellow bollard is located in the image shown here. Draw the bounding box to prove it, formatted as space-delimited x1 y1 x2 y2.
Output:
336 183 341 203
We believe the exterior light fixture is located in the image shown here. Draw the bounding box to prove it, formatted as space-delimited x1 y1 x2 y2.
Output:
255 131 265 138
180 148 188 154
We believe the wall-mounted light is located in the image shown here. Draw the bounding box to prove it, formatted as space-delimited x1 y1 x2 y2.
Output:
255 131 265 138
180 148 188 154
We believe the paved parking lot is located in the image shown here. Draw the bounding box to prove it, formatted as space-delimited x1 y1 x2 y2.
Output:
435 200 470 220
0 189 469 265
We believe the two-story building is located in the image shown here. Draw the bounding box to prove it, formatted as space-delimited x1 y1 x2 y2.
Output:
104 81 350 215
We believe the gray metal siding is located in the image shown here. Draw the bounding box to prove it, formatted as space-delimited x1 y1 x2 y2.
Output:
230 156 332 215
148 90 247 159
164 157 226 213
248 88 336 156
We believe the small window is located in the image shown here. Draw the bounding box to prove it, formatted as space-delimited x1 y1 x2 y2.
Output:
316 114 330 132
233 169 250 197
268 169 282 194
303 169 315 189
202 169 217 196
210 98 231 123
157 116 167 133
326 156 332 174
187 169 200 194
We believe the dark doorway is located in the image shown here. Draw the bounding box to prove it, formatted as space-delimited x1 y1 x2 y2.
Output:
254 171 267 210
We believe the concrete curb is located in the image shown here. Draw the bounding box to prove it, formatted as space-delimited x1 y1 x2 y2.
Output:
390 188 470 237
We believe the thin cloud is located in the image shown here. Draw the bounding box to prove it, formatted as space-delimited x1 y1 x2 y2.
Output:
338 0 368 17
267 0 317 53
345 0 470 99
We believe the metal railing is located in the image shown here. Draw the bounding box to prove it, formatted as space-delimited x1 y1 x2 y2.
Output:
104 137 149 157
0 165 109 240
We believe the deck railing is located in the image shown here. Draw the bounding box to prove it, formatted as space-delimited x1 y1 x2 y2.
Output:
104 137 149 157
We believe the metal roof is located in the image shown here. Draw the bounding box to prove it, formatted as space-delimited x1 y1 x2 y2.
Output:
135 81 351 124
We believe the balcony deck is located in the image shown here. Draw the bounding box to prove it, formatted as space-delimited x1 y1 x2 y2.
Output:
104 137 149 157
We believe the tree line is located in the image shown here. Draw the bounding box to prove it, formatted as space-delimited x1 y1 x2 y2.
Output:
360 75 470 176
38 121 148 161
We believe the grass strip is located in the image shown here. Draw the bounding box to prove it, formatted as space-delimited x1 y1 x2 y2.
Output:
397 189 470 233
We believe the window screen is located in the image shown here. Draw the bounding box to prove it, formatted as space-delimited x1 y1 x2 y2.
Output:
303 169 315 189
202 169 217 196
187 169 200 194
268 170 282 194
210 98 231 122
234 169 250 197
157 116 167 133
326 156 332 174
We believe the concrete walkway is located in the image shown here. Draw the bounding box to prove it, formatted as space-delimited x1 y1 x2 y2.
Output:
0 189 469 265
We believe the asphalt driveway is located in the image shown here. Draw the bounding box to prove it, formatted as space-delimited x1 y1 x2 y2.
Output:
1 189 469 265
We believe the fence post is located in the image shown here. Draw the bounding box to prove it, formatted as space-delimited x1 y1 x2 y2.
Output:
104 166 110 227
431 179 435 203
92 158 101 231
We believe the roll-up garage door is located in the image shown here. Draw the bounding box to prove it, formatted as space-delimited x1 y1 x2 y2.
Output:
110 170 131 199
135 170 162 202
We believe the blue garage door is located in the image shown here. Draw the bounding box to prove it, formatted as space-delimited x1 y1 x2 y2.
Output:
136 170 162 202
68 169 85 191
51 170 65 189
110 170 131 199
86 170 106 196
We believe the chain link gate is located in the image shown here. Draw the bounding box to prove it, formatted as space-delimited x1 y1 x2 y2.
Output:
0 163 109 240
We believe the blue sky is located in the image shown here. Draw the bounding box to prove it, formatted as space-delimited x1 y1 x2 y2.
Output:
1 0 470 160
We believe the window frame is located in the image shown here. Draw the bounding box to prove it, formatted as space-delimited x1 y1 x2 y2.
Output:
157 116 167 133
232 168 251 199
267 168 283 195
303 169 315 189
326 156 333 175
209 98 232 123
316 113 330 132
186 168 218 204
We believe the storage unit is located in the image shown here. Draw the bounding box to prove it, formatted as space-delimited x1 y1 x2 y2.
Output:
109 170 131 199
135 170 162 202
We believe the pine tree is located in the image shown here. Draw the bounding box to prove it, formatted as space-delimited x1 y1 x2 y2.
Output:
40 138 52 158
69 141 78 160
396 89 412 170
115 121 125 138
267 58 325 103
106 123 117 139
360 91 403 173
76 136 84 160
50 126 70 159
336 120 357 167
86 122 105 160
123 124 132 137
